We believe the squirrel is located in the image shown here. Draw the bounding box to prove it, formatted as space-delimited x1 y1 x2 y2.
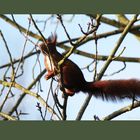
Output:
39 34 140 101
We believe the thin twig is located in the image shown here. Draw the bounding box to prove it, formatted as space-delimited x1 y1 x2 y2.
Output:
88 14 140 39
6 68 61 120
0 51 40 69
58 14 101 68
0 79 60 120
57 14 74 46
36 102 45 120
0 14 42 40
104 62 126 77
0 30 15 111
62 94 68 120
1 14 140 49
76 14 139 120
98 15 138 79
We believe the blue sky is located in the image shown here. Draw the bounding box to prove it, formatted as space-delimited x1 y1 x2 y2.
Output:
0 14 140 120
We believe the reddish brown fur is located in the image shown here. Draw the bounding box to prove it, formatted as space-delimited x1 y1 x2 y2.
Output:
39 35 140 101
86 79 140 101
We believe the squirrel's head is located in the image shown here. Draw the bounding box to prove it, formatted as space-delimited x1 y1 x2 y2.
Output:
39 34 57 55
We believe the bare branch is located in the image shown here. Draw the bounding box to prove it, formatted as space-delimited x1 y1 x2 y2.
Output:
102 101 140 120
0 79 60 120
0 112 16 120
76 14 139 121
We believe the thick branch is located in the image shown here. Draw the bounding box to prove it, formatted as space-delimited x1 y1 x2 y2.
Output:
0 112 16 120
0 14 42 40
88 14 140 40
76 14 139 121
102 101 140 120
0 79 60 120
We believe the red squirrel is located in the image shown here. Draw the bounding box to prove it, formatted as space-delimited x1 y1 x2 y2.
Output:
39 35 140 101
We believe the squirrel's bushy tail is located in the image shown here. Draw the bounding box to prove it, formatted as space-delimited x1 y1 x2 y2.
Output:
84 79 140 101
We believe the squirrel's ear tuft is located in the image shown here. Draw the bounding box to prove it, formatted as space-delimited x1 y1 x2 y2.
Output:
47 34 57 45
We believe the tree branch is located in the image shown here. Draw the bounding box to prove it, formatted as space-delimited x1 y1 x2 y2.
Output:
102 101 140 120
76 14 139 121
0 112 16 120
88 14 140 41
0 80 57 116
0 14 42 40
